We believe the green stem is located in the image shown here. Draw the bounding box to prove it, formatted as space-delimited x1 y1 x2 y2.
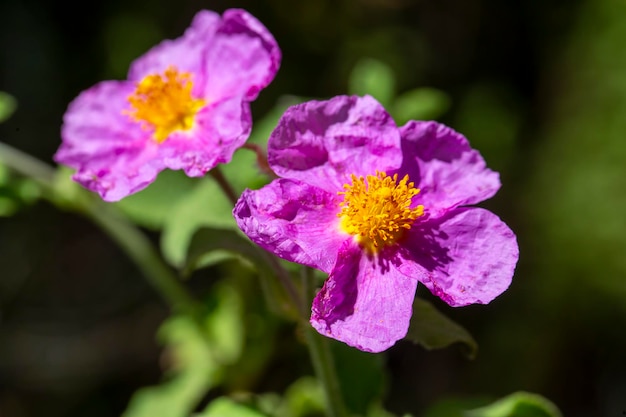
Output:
210 165 306 316
302 267 349 417
209 167 240 206
0 141 202 317
0 141 56 187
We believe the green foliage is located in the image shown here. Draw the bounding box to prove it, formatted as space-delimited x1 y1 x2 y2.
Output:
0 91 17 123
453 83 521 174
160 176 236 267
349 58 396 107
348 58 449 122
421 397 494 417
464 392 562 417
184 227 297 318
280 377 326 417
405 298 478 359
115 170 196 229
0 163 41 216
122 282 243 417
199 397 268 417
392 88 450 124
332 342 386 415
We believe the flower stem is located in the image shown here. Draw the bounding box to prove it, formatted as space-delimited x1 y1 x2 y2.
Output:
0 141 202 318
209 167 240 206
301 267 349 417
210 165 306 316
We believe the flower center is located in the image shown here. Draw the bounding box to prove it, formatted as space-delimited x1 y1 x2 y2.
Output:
126 66 205 143
338 171 424 253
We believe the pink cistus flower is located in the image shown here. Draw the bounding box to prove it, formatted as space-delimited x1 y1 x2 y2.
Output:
234 95 518 353
55 9 280 201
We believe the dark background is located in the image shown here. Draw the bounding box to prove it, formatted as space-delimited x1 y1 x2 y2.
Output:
2 0 626 416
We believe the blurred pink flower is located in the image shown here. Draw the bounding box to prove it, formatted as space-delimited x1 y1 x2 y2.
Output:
55 9 280 201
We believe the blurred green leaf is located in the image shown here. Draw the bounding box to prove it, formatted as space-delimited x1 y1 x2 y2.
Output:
422 397 494 417
115 170 196 229
121 315 218 417
0 164 41 216
160 176 236 267
392 87 450 124
199 397 268 417
185 227 297 318
405 298 478 359
122 282 243 417
332 341 386 415
367 402 414 417
280 376 326 417
348 58 396 107
453 83 520 174
464 392 562 417
0 91 17 123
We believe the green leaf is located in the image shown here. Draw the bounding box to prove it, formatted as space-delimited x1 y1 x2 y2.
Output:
122 283 244 417
391 87 450 124
121 316 218 417
332 341 386 415
422 397 493 417
405 298 478 359
199 397 268 417
464 392 562 417
348 58 396 107
115 170 196 229
0 91 17 123
184 227 297 318
0 164 41 216
160 177 236 268
280 377 326 417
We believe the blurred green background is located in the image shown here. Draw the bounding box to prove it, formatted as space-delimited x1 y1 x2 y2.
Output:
1 0 626 416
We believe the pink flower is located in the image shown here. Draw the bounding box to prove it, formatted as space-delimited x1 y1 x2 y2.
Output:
55 9 280 201
234 95 518 352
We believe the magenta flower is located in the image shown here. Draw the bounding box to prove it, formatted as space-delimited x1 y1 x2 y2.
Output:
55 9 280 201
234 95 518 353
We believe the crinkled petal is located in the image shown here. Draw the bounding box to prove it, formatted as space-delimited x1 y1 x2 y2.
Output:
397 207 518 306
55 81 164 202
397 121 501 217
311 240 418 353
127 10 221 95
268 95 402 194
234 179 347 272
204 9 281 101
158 96 251 176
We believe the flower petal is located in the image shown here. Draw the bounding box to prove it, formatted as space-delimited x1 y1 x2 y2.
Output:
159 96 251 176
398 207 518 306
397 121 501 216
55 81 164 201
234 179 347 272
268 95 402 194
311 241 418 353
204 9 281 101
127 10 221 94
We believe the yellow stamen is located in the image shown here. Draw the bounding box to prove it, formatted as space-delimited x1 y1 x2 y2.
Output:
125 66 205 142
338 171 424 254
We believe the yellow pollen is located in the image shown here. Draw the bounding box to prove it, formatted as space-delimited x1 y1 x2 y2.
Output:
338 171 424 254
125 66 205 142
